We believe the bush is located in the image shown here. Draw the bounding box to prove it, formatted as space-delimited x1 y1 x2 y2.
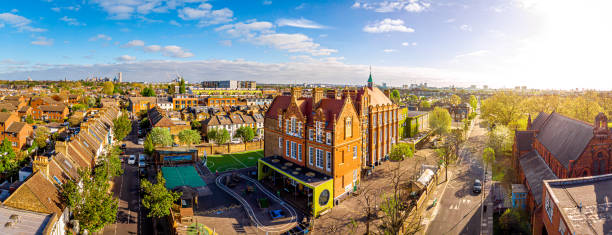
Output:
389 143 414 161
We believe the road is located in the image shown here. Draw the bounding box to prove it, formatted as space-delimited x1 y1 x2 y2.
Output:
102 119 152 235
426 117 487 235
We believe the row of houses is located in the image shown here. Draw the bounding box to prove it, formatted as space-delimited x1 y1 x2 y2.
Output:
129 95 273 114
202 112 265 139
0 106 120 235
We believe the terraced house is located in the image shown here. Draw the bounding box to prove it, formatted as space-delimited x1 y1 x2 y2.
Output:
0 112 32 150
0 106 119 235
260 86 362 216
32 104 69 122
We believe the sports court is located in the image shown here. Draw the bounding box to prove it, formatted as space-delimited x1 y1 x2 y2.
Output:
161 165 207 189
205 150 264 173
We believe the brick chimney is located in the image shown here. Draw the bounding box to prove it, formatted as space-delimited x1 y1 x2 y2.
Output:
313 88 324 106
55 141 68 157
291 87 303 99
32 156 49 179
326 89 337 99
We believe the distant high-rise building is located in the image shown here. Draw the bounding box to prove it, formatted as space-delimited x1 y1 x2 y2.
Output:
201 80 256 89
118 72 122 83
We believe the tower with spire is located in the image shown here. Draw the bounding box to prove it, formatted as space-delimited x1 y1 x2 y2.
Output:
367 66 373 88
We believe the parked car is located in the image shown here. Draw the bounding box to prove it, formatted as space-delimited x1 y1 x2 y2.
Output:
138 161 146 168
127 155 136 165
473 179 482 193
120 143 127 149
138 138 144 145
139 168 147 178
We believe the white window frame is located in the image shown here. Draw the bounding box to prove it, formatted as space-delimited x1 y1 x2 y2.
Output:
291 142 297 159
279 137 282 148
309 147 314 165
316 149 324 169
278 115 282 128
353 146 358 159
286 140 290 157
309 129 314 141
326 132 332 145
326 151 332 171
298 144 302 161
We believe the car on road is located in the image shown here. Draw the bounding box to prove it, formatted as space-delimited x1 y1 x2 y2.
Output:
138 138 144 145
473 179 482 193
120 143 127 149
127 155 136 165
138 161 146 168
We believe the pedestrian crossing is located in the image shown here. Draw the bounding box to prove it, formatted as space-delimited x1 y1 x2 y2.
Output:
448 199 471 210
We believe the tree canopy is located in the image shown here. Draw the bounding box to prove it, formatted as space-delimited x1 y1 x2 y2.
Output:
429 107 452 136
234 126 255 143
0 138 18 175
469 95 478 109
389 90 400 103
112 114 132 141
179 77 186 94
141 172 182 218
389 143 414 161
34 126 51 150
102 81 114 96
208 128 230 145
178 129 201 146
487 125 512 157
141 86 156 97
483 147 496 172
168 84 176 95
149 127 172 147
450 94 462 106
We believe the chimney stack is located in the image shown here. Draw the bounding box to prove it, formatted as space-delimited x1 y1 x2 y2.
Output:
313 88 324 105
55 141 68 157
32 156 49 179
291 87 303 99
326 89 337 99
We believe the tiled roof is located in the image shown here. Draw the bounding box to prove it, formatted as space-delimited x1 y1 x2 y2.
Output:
5 122 27 134
366 86 393 106
3 171 63 214
39 104 67 112
518 150 557 205
535 112 593 169
0 112 13 123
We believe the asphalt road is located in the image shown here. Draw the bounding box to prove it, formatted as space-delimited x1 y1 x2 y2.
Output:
101 119 152 235
426 118 487 235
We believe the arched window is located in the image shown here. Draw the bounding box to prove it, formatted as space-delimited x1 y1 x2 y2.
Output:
345 117 352 138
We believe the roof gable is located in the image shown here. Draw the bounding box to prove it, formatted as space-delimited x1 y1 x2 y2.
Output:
536 112 593 169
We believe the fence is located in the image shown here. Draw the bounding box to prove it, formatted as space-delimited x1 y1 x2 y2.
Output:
195 140 264 156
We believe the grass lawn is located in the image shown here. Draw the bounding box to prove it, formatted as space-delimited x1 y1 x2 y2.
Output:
205 150 264 173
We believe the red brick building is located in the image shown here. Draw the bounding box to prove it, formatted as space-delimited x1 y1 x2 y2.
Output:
32 104 69 122
513 112 612 234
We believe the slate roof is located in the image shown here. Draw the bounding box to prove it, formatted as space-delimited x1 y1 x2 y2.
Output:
148 106 174 127
515 131 534 152
519 150 557 205
5 122 27 134
535 112 593 169
39 104 67 112
530 112 550 131
0 112 13 123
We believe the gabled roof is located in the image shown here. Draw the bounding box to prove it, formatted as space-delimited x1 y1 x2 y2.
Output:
0 112 14 123
530 112 550 131
5 122 28 134
515 131 534 152
535 112 593 169
2 171 63 214
39 104 67 112
365 86 393 106
518 150 557 205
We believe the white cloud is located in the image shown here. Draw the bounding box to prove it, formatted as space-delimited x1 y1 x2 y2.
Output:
383 49 396 53
10 9 18 13
31 36 54 46
455 50 489 58
169 20 181 26
60 16 85 26
363 18 414 33
51 7 61 12
89 0 200 20
263 0 272 5
0 12 46 32
353 0 430 13
51 5 81 12
219 40 232 46
125 40 145 47
116 55 136 61
217 20 336 56
163 45 194 58
178 3 233 26
445 18 456 23
459 24 472 32
89 34 112 41
402 42 417 46
276 18 326 29
144 45 162 52
295 3 307 9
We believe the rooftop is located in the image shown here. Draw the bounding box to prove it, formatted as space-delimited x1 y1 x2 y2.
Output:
0 206 52 235
259 156 332 187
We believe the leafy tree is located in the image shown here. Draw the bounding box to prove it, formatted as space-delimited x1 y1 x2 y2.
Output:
389 143 414 161
469 95 478 109
102 81 114 96
190 120 201 130
429 107 452 136
71 103 87 111
209 128 229 145
141 172 182 218
207 128 217 142
149 127 172 147
141 86 156 97
85 96 97 108
234 126 254 143
450 94 462 106
144 134 154 155
481 91 524 126
499 208 520 231
25 115 34 124
139 117 150 130
389 89 400 103
408 94 418 103
483 147 495 175
436 147 449 182
178 129 201 147
377 163 422 235
420 100 431 109
559 96 603 123
179 77 186 94
0 138 18 175
112 114 132 141
487 125 512 157
168 84 176 95
34 126 51 150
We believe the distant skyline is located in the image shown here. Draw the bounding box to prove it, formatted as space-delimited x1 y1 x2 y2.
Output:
1 0 611 89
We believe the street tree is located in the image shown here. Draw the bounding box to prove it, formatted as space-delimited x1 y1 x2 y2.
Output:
234 126 254 143
378 162 422 235
450 94 461 106
480 91 524 126
435 147 449 182
34 126 51 150
149 127 173 147
469 95 478 109
178 129 201 147
389 143 414 161
141 172 182 218
102 81 114 96
179 77 186 94
483 147 495 175
429 107 452 136
112 114 132 141
357 182 379 235
487 125 512 157
0 138 18 176
144 134 154 155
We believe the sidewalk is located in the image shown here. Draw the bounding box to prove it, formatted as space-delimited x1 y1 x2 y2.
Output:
418 170 453 235
480 165 493 235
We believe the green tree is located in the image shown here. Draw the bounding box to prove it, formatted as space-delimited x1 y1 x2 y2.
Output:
178 129 201 147
408 94 418 103
487 125 512 157
498 208 520 231
179 77 186 94
389 143 414 161
209 128 229 145
450 94 462 106
168 84 176 95
25 115 34 124
0 138 18 175
420 100 431 109
389 89 400 103
483 147 495 175
436 147 449 182
207 128 217 142
141 86 156 97
481 91 524 126
141 172 182 218
429 107 452 136
144 134 154 155
71 103 87 111
112 114 132 141
190 120 201 130
149 127 172 147
234 126 254 143
102 81 114 96
34 126 51 150
469 95 478 109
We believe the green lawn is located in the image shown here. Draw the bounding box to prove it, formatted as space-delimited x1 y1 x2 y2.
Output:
205 150 264 173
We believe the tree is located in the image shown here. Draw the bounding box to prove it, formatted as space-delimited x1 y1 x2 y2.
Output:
190 120 201 130
378 162 422 235
450 94 461 106
234 126 254 143
435 147 449 182
178 129 201 147
480 91 524 126
144 134 154 155
214 129 230 145
149 127 172 147
168 84 176 95
469 95 478 109
483 147 495 175
498 208 520 231
446 129 465 161
0 138 18 176
207 128 217 142
357 182 379 235
429 107 452 136
559 96 603 123
72 103 87 111
179 77 186 94
141 172 182 218
389 143 414 161
487 125 512 157
389 89 400 104
112 114 132 141
420 100 431 109
34 126 51 150
102 81 114 96
25 115 34 124
141 86 156 97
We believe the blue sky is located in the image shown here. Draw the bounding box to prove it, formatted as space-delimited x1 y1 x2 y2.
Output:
1 0 610 89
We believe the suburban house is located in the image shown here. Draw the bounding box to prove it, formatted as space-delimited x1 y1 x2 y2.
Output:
0 112 33 150
32 104 69 122
172 95 198 110
148 106 190 135
128 96 157 114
